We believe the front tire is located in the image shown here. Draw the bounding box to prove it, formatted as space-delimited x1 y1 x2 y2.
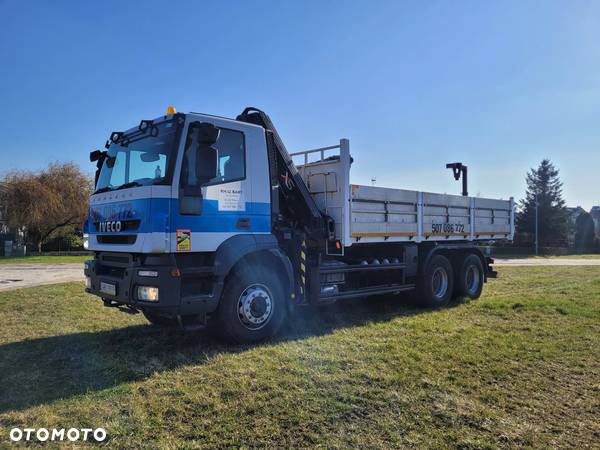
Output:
417 254 454 307
214 266 287 343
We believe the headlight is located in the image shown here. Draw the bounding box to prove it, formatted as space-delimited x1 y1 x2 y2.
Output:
83 233 89 250
137 286 159 302
86 277 92 289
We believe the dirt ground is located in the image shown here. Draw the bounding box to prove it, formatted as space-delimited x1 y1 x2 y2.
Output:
0 263 84 291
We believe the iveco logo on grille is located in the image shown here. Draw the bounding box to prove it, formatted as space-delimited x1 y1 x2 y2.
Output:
98 221 122 232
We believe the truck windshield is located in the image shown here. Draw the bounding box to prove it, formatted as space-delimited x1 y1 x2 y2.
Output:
95 120 180 192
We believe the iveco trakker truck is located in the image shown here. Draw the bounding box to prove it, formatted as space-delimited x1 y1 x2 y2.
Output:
84 107 514 342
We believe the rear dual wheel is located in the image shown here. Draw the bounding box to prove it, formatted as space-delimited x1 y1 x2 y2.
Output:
417 255 454 307
454 254 484 300
416 253 484 307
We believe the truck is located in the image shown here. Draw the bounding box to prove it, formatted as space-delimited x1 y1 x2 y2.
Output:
84 106 514 343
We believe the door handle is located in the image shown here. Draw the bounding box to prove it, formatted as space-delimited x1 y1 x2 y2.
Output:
236 218 251 229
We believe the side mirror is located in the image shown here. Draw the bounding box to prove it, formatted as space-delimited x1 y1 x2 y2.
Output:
195 122 219 146
91 150 107 188
90 150 102 162
182 145 217 214
179 122 220 215
195 145 218 184
193 122 219 184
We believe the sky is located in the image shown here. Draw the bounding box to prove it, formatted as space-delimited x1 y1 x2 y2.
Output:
1 0 599 209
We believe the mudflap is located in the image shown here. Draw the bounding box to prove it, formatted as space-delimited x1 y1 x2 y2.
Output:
485 256 498 278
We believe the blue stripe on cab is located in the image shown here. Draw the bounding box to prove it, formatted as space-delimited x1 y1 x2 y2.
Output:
88 198 271 234
169 199 271 233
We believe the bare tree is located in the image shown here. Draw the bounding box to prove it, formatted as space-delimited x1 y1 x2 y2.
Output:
0 163 92 252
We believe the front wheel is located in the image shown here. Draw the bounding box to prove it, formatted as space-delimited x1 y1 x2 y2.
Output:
416 254 454 307
214 267 287 343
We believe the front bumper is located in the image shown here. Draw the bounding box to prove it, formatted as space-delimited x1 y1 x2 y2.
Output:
84 253 220 317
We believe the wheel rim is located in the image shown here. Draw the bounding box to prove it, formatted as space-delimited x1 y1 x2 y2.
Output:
237 284 274 330
465 265 480 294
431 267 449 299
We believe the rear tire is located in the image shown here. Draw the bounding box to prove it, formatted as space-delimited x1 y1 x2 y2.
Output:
417 254 454 307
214 266 287 344
455 254 484 299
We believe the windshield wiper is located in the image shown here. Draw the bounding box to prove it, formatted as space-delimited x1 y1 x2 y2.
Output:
94 181 141 194
114 181 142 191
94 186 114 194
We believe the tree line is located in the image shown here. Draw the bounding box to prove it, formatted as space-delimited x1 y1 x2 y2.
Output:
0 163 91 252
514 159 597 252
0 159 596 254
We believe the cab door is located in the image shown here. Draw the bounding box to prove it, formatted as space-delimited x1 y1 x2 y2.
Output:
170 116 269 252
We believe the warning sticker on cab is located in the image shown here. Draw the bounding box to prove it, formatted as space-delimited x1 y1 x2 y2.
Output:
176 229 191 252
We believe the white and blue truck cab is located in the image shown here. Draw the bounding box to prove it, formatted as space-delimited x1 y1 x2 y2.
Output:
84 107 514 342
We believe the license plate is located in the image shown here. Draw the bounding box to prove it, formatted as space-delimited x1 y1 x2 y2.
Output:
100 281 116 296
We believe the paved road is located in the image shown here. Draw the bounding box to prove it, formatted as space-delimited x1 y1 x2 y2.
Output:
0 263 85 291
494 258 600 266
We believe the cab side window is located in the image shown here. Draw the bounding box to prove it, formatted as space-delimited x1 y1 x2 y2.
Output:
181 127 245 188
210 128 245 184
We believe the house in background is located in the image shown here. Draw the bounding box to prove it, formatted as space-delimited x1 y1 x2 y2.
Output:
567 206 586 224
567 206 587 246
0 183 25 256
0 183 7 233
590 206 600 238
0 210 8 235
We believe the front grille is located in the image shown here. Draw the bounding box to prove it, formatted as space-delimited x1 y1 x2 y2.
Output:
94 219 140 232
96 264 126 278
97 235 137 244
102 254 130 264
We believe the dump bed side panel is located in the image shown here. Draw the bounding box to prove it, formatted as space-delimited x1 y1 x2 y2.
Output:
351 186 419 239
292 140 514 248
350 184 514 245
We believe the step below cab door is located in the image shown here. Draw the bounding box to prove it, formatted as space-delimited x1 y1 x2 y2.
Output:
170 115 271 253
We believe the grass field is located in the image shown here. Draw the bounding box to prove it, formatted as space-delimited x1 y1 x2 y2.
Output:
0 267 599 448
0 255 90 265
